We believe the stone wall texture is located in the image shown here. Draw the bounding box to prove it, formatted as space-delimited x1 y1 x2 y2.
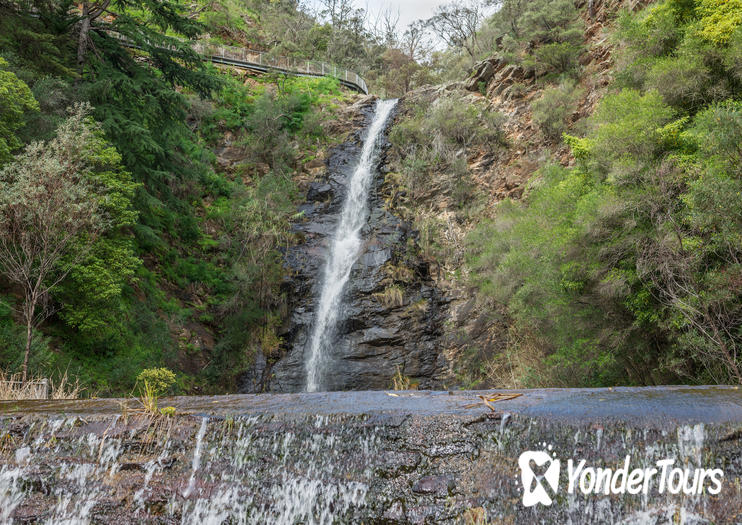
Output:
1 387 741 523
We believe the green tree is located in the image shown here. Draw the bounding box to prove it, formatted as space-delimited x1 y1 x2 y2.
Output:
0 104 136 381
490 0 585 77
0 58 38 164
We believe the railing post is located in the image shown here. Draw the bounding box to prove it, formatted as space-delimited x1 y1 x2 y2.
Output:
41 378 49 399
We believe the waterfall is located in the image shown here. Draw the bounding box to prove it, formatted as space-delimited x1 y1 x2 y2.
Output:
304 99 397 392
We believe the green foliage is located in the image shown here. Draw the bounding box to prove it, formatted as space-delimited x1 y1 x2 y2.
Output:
136 367 177 396
467 165 622 386
389 94 503 211
686 100 742 174
0 6 75 80
531 79 584 140
588 89 675 178
528 42 584 78
467 0 742 387
488 0 585 78
0 104 139 380
0 58 38 164
615 0 741 110
0 0 347 394
696 0 742 44
563 134 593 161
50 108 141 338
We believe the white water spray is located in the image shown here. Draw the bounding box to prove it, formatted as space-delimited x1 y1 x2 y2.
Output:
183 417 208 498
304 99 397 392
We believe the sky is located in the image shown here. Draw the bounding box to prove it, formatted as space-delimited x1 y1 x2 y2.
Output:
364 0 449 29
304 0 450 31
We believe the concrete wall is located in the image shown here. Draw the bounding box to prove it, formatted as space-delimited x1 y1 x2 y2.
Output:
1 387 741 523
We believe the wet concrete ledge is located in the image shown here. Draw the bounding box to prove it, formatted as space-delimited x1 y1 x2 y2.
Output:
1 386 741 426
2 386 742 523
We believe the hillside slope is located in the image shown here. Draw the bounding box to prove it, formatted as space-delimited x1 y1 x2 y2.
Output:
384 0 742 388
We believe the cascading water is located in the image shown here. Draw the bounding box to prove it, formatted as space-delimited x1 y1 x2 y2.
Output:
304 99 397 392
0 413 380 524
0 400 727 524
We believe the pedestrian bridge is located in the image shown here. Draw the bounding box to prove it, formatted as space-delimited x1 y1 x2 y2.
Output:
192 41 368 94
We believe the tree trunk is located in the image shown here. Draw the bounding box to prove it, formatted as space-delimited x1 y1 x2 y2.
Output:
22 313 32 383
77 5 91 75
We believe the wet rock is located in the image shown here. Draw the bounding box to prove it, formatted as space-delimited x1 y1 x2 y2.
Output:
306 182 333 202
265 98 449 393
238 349 267 393
427 441 478 459
382 500 406 523
412 475 456 496
378 451 421 477
3 387 742 523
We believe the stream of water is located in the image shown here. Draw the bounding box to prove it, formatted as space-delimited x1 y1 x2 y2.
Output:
304 99 397 392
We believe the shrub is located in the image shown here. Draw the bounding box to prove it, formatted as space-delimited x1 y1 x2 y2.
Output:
520 0 584 46
530 42 583 77
390 95 504 207
644 48 712 110
725 29 742 82
589 89 674 174
531 80 583 140
136 367 177 397
0 57 38 164
614 0 741 109
391 365 417 390
696 0 742 44
374 285 405 308
465 0 742 388
427 96 482 147
686 100 742 174
490 0 584 77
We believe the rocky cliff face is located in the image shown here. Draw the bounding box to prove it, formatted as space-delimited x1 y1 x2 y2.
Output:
241 97 448 393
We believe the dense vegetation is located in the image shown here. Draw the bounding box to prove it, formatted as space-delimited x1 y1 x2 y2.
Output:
0 0 354 395
1 0 739 394
467 0 742 386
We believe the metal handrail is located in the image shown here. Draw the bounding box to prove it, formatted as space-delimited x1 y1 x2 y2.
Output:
192 41 368 94
102 22 368 94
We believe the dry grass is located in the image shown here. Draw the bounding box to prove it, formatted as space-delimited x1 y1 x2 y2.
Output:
463 507 492 525
374 284 405 308
391 365 418 390
483 325 552 388
0 369 82 400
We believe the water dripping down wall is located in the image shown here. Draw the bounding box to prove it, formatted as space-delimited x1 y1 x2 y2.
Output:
2 391 741 524
0 414 380 524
